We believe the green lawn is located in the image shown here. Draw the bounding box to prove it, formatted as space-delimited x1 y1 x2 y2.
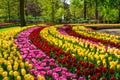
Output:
0 26 20 32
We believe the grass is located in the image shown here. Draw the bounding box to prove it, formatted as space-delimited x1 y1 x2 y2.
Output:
0 26 20 33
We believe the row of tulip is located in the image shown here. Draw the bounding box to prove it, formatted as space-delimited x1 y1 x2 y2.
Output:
0 25 47 80
58 26 120 59
28 27 115 80
40 26 120 69
39 26 120 79
0 23 14 28
18 27 81 80
72 26 120 47
0 26 37 80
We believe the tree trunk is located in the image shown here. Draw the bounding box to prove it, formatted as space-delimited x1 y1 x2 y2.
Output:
63 0 66 21
84 0 87 20
118 2 120 23
7 1 10 23
51 0 54 22
20 0 26 27
95 0 98 20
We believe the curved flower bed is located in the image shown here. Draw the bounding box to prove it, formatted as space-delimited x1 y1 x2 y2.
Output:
15 27 79 80
39 26 120 79
0 26 36 80
41 26 120 68
66 26 120 48
58 26 120 58
1 25 120 80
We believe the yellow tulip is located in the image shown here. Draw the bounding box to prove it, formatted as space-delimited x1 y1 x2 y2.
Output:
0 54 2 58
21 69 26 75
13 65 18 70
29 75 34 80
72 54 75 57
7 65 12 71
9 59 13 64
3 60 7 65
28 64 33 69
108 57 112 61
0 59 3 64
81 53 85 57
90 56 94 61
24 74 29 80
104 64 107 68
19 56 22 60
110 65 115 69
37 75 45 80
84 56 87 61
13 71 19 77
2 71 8 77
7 61 11 65
97 60 101 65
0 68 3 75
16 76 21 80
20 62 24 68
10 54 13 57
117 64 120 70
2 77 8 80
95 54 99 60
25 62 29 67
9 71 13 76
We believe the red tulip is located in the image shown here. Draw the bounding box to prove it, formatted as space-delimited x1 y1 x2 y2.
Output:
109 69 114 74
110 77 117 80
96 72 102 78
90 76 96 80
84 69 89 76
77 69 82 75
103 77 107 80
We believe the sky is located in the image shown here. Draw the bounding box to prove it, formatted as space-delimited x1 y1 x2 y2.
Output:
66 0 70 4
61 0 70 4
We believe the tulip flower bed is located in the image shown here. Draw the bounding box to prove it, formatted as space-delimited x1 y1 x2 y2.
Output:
62 26 120 49
0 26 36 80
1 24 120 80
15 27 79 80
29 26 119 79
0 23 14 29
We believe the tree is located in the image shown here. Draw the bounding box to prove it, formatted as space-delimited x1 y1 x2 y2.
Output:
51 0 55 22
84 0 87 20
20 0 26 27
111 0 120 23
0 0 19 23
70 0 83 22
38 0 63 22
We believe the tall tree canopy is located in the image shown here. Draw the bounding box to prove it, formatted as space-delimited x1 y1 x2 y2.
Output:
0 0 119 24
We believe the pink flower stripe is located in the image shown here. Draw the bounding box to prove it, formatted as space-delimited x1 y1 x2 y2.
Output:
14 27 79 80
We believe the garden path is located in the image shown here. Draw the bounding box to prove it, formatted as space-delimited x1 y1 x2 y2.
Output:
98 29 120 36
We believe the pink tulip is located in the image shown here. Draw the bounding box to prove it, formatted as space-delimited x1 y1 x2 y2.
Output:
46 70 52 75
78 77 86 80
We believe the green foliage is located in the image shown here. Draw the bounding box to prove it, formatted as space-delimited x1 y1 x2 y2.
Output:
0 0 119 23
0 0 19 23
